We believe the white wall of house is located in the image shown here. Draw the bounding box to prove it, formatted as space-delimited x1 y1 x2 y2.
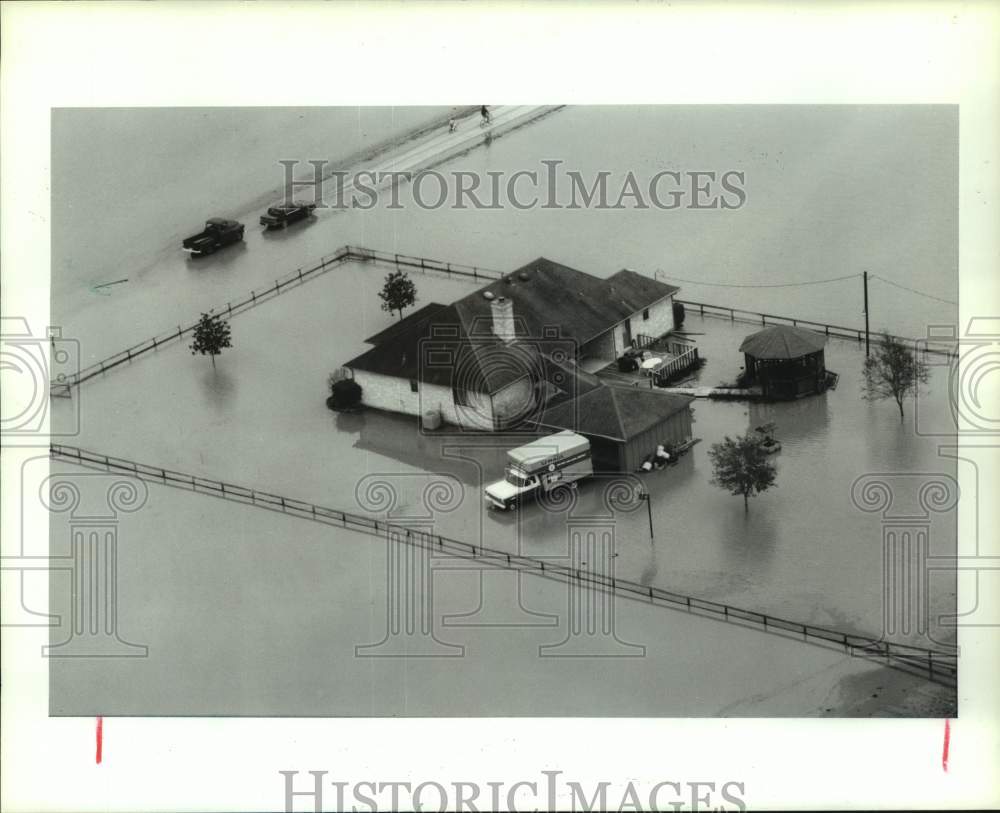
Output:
626 294 675 346
586 294 676 360
350 369 534 430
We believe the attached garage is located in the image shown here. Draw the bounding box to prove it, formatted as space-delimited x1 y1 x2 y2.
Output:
536 384 694 472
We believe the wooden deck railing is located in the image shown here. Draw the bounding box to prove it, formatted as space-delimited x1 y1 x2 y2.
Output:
652 346 701 385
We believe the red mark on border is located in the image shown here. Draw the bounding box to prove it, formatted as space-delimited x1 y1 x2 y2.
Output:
96 716 103 765
942 718 951 772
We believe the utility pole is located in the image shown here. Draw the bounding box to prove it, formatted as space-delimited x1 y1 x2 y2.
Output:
863 270 871 357
639 489 654 541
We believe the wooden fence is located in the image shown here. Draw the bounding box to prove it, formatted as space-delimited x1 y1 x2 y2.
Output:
653 346 701 385
50 246 503 394
678 299 958 358
50 442 958 687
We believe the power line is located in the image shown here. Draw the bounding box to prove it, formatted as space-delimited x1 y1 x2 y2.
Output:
870 274 958 306
655 271 860 289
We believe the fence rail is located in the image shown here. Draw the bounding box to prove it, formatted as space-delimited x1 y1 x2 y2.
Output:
653 346 701 385
50 246 504 394
53 251 956 395
677 299 958 358
50 442 958 686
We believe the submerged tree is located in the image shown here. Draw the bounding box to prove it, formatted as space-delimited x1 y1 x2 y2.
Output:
708 432 777 513
190 312 232 368
861 332 929 422
378 270 417 320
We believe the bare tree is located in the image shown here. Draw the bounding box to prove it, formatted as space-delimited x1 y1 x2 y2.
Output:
708 432 778 513
189 312 232 369
378 270 417 320
862 332 929 421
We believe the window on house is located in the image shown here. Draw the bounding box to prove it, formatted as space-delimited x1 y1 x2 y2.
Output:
410 379 419 393
643 308 650 320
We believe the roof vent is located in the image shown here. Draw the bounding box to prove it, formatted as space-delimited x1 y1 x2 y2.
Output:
483 291 495 300
518 271 530 281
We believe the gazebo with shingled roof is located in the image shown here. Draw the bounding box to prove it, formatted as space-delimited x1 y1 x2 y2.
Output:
739 324 831 399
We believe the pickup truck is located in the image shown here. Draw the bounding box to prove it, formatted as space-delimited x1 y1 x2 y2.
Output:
182 218 245 256
484 431 593 510
260 201 317 229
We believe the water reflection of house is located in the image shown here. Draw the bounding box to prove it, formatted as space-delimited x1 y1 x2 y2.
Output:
352 408 508 485
343 257 682 432
739 325 838 399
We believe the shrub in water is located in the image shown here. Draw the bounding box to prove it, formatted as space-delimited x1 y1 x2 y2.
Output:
672 301 686 328
327 378 362 411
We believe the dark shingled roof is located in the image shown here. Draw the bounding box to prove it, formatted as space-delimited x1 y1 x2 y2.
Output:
345 257 679 393
739 325 827 360
346 303 541 393
450 258 679 347
537 384 694 442
363 302 447 345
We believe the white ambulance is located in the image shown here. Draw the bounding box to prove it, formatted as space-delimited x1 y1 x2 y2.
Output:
484 431 593 510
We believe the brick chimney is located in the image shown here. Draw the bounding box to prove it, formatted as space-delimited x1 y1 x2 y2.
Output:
491 296 515 342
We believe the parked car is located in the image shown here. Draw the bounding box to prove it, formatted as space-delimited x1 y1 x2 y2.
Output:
182 218 245 256
484 431 593 510
259 201 317 229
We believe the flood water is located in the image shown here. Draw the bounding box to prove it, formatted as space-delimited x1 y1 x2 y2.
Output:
49 106 959 715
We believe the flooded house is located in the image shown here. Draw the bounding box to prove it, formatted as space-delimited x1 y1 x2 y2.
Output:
342 257 682 431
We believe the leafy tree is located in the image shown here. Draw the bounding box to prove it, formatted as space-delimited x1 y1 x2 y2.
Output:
378 270 417 320
708 432 778 513
189 312 232 368
861 332 929 422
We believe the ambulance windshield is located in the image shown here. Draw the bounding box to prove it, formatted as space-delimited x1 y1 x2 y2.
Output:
505 468 532 488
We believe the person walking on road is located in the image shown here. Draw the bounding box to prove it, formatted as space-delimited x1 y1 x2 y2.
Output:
480 105 491 126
